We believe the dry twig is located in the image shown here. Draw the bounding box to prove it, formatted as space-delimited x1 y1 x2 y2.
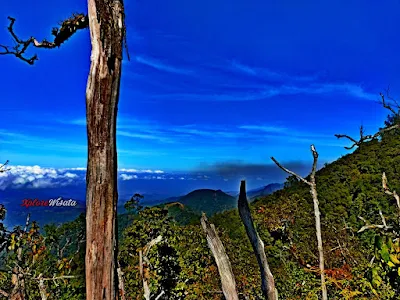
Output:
0 14 88 64
382 172 400 212
335 91 400 149
357 210 392 233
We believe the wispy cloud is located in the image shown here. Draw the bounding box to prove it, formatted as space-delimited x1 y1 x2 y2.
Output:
0 130 86 152
65 119 86 126
118 130 174 143
134 55 193 75
231 61 258 76
230 60 321 82
150 81 376 102
238 125 333 138
238 125 288 133
53 117 345 148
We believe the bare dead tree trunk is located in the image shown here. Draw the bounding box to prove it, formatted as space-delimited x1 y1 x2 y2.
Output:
272 145 327 300
310 172 327 300
238 181 278 300
200 214 239 300
139 250 150 300
37 275 47 300
139 235 163 300
85 0 126 299
9 214 31 300
0 2 127 298
117 262 126 300
10 266 25 300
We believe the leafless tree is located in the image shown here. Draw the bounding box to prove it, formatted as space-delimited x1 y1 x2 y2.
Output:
335 90 399 149
272 145 327 300
238 180 278 300
201 213 239 300
1 1 129 298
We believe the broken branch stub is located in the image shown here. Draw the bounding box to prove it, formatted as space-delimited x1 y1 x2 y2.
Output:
201 213 239 300
238 180 278 300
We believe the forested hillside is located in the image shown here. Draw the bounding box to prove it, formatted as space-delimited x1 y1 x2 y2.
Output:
1 117 400 299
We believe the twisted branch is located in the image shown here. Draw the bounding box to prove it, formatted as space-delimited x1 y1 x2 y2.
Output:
335 90 400 149
0 160 9 173
382 172 400 212
357 210 392 233
0 14 88 64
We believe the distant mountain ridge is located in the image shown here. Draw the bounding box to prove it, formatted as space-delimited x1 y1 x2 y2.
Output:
2 183 283 227
177 189 236 216
226 183 284 200
246 183 284 199
161 183 283 218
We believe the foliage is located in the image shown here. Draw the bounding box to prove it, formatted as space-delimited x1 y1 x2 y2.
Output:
118 205 221 299
2 114 400 298
124 193 144 214
0 210 85 299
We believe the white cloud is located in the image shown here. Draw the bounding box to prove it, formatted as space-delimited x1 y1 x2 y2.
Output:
120 174 138 180
0 165 170 189
151 82 377 102
0 165 84 190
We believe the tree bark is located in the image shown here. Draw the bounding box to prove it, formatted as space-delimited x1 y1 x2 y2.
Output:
85 0 125 299
201 213 239 300
238 181 278 300
310 181 327 300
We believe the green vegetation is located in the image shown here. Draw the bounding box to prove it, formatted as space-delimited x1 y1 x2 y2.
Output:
178 189 236 216
2 113 400 299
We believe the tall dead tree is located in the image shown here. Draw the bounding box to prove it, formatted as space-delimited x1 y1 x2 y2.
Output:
201 213 239 300
1 1 128 299
271 145 327 300
238 181 278 300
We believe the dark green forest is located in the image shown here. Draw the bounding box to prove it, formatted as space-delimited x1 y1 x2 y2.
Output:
1 110 400 299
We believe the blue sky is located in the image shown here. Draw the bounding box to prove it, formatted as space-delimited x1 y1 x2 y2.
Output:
0 0 398 176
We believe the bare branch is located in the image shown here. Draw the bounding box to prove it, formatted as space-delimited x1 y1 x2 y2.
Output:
271 144 318 186
139 250 150 300
37 274 47 300
0 289 9 298
357 211 392 233
335 124 399 149
139 236 163 300
335 90 400 149
23 213 30 233
382 172 400 212
30 275 80 281
380 92 398 116
272 145 327 300
154 291 165 300
271 157 310 186
0 160 10 173
0 14 88 64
